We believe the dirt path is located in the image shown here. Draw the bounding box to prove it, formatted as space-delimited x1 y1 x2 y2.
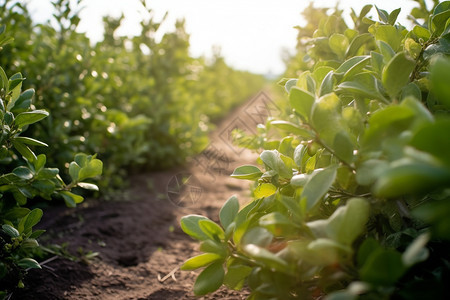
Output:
15 91 280 300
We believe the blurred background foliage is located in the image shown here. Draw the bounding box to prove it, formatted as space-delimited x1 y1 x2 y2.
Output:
0 0 267 194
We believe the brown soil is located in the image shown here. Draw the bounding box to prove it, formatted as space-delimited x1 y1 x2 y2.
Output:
14 91 279 300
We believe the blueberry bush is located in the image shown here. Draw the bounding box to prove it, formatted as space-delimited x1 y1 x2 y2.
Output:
0 0 266 193
181 2 450 299
0 25 103 297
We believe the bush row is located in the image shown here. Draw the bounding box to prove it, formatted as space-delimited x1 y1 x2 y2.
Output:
0 0 266 192
182 1 450 299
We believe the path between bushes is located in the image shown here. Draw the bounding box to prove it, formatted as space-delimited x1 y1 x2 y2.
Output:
16 90 281 300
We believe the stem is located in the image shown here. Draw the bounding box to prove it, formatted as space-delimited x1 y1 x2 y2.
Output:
316 137 355 171
231 253 260 266
329 188 371 199
396 198 411 219
409 38 439 82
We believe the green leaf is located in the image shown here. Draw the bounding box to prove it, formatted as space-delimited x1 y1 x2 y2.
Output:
326 291 357 300
431 1 450 36
3 207 30 220
193 261 224 295
410 119 450 166
346 33 374 58
313 66 335 88
335 56 370 81
181 253 223 271
12 140 36 162
301 166 337 212
329 33 349 58
311 93 356 154
337 73 386 102
77 182 99 191
2 224 19 238
382 52 415 98
78 158 103 181
271 120 313 137
259 212 295 235
370 51 385 75
342 106 364 136
293 144 307 169
60 191 84 208
413 25 431 41
14 110 49 129
430 56 450 108
360 249 406 286
412 200 450 239
231 165 262 180
370 24 403 51
14 137 48 147
23 209 43 232
401 83 422 102
0 66 8 90
375 6 389 23
307 238 352 265
284 78 298 93
254 183 277 199
180 215 212 241
69 162 81 182
333 131 354 164
388 8 401 25
278 136 294 157
199 219 225 241
219 195 240 230
243 244 289 271
360 5 373 19
241 227 273 247
34 154 46 173
20 238 39 249
378 42 396 65
200 240 228 256
326 198 370 246
402 232 430 267
224 264 252 290
74 153 88 167
373 160 450 198
289 87 315 121
37 168 59 180
29 229 46 239
291 173 309 187
356 159 389 186
260 150 292 178
31 180 56 197
361 105 415 152
279 195 302 222
17 258 41 269
12 166 33 180
319 71 335 97
18 186 33 198
357 238 381 267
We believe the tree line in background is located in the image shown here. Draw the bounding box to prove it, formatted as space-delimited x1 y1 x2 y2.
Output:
0 0 266 193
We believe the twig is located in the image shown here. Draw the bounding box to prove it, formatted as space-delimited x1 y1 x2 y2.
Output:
157 266 179 283
40 255 60 266
26 255 59 272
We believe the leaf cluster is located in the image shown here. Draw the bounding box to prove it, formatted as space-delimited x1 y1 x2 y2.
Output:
182 2 450 299
0 0 266 194
0 25 102 297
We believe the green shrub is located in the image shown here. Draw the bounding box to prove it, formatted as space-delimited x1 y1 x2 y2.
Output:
0 0 266 194
181 2 450 299
0 25 102 297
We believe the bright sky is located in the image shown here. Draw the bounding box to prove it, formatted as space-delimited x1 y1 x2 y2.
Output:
28 0 424 75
